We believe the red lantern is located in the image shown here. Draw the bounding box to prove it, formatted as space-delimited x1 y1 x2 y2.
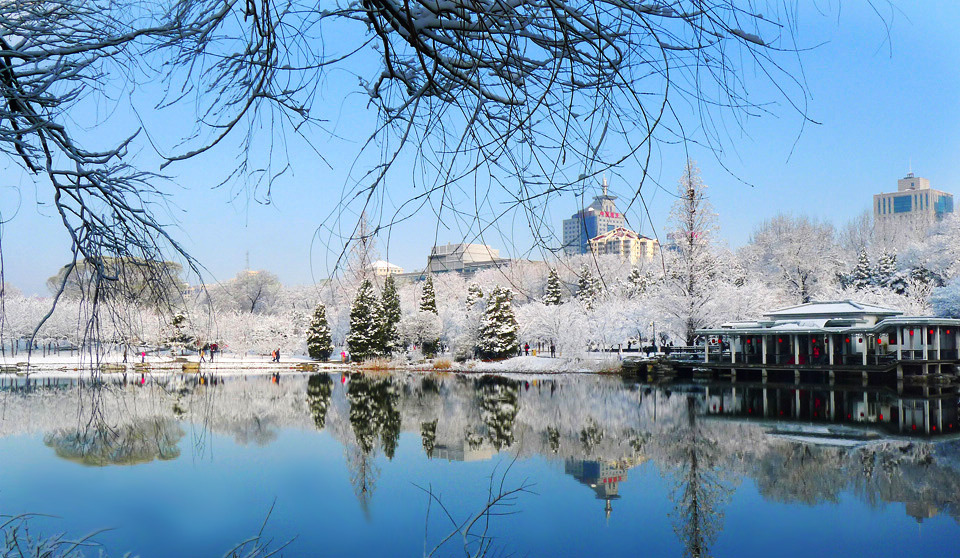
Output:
845 337 851 343
879 414 883 420
746 339 751 344
778 337 783 343
929 329 935 335
910 329 914 336
877 339 882 345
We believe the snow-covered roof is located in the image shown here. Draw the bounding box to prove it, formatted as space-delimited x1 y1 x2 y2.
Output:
589 227 655 243
763 300 902 320
370 260 402 269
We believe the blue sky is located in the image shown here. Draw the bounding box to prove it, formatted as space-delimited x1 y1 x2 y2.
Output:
2 2 959 294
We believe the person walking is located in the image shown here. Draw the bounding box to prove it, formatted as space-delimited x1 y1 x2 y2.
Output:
199 347 206 363
141 350 146 363
524 343 530 356
274 348 280 362
122 348 128 363
550 343 556 358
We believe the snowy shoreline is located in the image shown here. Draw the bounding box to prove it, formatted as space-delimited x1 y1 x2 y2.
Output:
0 354 623 378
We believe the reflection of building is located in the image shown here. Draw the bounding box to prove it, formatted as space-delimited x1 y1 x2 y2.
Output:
874 173 953 237
368 260 403 277
564 456 647 519
562 179 626 256
432 442 495 462
588 227 659 264
906 502 939 523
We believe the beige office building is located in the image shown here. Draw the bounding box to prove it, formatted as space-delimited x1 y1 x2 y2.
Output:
588 227 659 264
873 173 954 238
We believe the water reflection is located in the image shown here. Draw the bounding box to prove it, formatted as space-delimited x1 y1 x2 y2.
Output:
3 371 960 552
44 418 183 466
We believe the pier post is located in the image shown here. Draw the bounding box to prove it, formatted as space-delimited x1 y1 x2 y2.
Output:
862 338 867 366
935 327 941 360
793 335 799 365
704 341 708 363
732 337 737 364
828 335 834 366
897 327 902 360
923 327 929 361
762 335 768 365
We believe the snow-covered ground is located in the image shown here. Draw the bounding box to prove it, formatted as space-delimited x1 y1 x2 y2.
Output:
466 355 621 374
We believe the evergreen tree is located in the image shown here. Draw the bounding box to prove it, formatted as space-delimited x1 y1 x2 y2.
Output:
420 275 437 314
543 269 563 305
850 249 874 290
626 266 649 298
306 303 334 360
576 264 602 309
466 283 484 307
418 275 440 355
875 252 897 289
347 279 384 361
477 286 520 359
379 275 402 354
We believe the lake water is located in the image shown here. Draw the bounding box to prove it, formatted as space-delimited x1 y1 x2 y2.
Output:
1 372 959 557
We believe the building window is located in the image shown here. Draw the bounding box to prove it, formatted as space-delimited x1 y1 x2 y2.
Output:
893 195 912 213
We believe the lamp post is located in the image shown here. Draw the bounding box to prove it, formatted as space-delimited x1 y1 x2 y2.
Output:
651 321 657 353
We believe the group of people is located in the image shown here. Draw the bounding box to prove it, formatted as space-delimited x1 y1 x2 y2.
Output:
518 342 557 358
270 348 281 362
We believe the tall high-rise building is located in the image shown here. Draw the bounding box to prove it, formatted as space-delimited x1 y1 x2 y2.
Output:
873 173 953 234
562 179 626 256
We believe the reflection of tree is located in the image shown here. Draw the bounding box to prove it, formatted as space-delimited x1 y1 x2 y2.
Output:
668 397 732 558
345 373 403 513
44 418 183 466
306 374 333 431
421 420 438 457
547 427 561 454
476 376 520 451
580 418 604 455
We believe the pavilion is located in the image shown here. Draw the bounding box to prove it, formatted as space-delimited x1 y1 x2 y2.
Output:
696 301 960 377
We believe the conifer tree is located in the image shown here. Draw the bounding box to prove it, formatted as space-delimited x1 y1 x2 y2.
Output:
306 303 334 360
875 252 897 289
576 264 602 309
420 275 438 313
543 269 563 305
347 279 384 361
477 286 520 359
850 249 874 291
466 283 484 307
626 267 649 298
379 275 401 354
418 275 440 356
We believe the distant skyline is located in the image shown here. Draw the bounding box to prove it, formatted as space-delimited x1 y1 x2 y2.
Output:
2 2 959 295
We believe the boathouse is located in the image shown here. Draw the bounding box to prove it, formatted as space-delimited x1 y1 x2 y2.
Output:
696 301 960 377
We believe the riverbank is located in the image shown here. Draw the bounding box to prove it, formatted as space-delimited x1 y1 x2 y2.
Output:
0 352 623 378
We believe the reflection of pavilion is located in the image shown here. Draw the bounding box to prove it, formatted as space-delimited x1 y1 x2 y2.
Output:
564 456 647 519
432 442 495 462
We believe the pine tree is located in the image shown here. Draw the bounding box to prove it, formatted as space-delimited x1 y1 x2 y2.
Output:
875 252 897 289
626 266 648 298
420 275 437 314
347 279 384 361
850 249 873 291
306 303 334 360
543 269 563 305
576 264 602 309
466 283 484 307
379 275 401 354
477 286 519 359
419 275 440 356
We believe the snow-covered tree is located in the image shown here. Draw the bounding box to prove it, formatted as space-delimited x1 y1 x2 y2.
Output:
477 286 519 359
743 214 839 304
400 311 442 356
543 269 564 305
625 267 650 298
466 283 484 307
306 303 333 361
850 249 874 291
875 252 898 290
347 280 384 361
931 278 960 318
379 275 401 354
660 160 720 344
420 275 438 314
576 265 602 310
